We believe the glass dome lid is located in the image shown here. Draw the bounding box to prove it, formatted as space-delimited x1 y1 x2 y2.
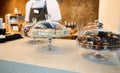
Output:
32 21 63 30
77 23 120 51
28 20 70 38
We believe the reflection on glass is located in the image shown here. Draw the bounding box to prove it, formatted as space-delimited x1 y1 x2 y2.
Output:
45 14 51 21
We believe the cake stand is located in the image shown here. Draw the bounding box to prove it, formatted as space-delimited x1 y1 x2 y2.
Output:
28 20 70 54
76 28 120 65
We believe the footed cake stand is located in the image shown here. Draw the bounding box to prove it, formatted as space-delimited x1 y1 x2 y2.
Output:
36 34 60 54
78 40 120 65
77 39 120 65
27 20 70 54
36 31 70 54
76 24 120 65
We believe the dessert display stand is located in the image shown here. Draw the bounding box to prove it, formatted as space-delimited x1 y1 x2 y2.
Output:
77 26 120 65
27 20 70 54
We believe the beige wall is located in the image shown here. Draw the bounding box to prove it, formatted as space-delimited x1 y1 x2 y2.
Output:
60 0 99 26
99 0 120 33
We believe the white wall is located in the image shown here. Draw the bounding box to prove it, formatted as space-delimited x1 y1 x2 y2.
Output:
99 0 120 33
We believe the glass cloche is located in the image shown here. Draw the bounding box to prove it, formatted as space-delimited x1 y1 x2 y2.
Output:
76 22 120 65
27 20 70 53
77 22 120 51
28 20 70 38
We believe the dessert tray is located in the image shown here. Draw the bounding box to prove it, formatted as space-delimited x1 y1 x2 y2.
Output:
27 20 70 54
77 26 120 65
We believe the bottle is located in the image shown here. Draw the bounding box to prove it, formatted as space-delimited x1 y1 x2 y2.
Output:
0 18 3 29
64 21 67 27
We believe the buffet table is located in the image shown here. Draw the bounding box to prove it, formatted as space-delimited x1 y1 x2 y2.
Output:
0 37 120 73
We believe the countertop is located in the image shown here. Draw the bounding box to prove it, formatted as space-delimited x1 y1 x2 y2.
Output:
0 37 120 73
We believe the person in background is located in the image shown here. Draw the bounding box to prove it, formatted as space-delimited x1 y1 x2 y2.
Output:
25 0 61 23
23 0 61 36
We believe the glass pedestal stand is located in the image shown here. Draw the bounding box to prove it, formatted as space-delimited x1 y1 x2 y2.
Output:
85 50 111 61
82 50 119 65
79 43 118 65
37 35 61 54
88 45 111 61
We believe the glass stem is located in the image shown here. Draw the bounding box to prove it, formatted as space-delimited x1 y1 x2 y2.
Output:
47 36 52 50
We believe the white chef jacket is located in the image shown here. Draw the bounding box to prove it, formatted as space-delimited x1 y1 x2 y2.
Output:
25 0 62 22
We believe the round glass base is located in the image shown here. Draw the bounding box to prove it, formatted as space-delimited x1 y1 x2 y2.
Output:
82 52 119 65
88 52 109 61
37 45 62 54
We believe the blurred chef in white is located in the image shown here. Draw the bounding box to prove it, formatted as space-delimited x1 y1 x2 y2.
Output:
25 0 62 23
23 0 61 36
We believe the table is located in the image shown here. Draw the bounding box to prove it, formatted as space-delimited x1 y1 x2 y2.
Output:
0 37 120 73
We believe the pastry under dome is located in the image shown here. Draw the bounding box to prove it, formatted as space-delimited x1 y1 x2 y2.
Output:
77 26 120 51
28 21 70 38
